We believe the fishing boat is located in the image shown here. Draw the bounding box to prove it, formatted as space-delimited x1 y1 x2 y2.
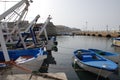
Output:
73 49 118 78
0 0 54 73
112 37 120 47
89 49 119 63
0 47 47 73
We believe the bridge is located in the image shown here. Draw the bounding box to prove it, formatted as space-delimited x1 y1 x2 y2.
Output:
73 31 120 37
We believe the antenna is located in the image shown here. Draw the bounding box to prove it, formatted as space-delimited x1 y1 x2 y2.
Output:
119 25 120 31
86 21 88 31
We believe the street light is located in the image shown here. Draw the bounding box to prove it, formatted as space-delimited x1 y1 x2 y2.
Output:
86 21 88 31
106 25 108 32
119 25 120 32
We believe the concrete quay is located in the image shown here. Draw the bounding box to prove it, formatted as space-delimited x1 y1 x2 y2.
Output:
0 71 68 80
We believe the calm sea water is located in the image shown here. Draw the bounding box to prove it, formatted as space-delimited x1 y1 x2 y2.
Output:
41 36 120 80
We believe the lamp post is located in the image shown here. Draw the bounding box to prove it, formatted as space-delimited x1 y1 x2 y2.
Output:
119 25 120 32
92 27 94 32
106 25 108 32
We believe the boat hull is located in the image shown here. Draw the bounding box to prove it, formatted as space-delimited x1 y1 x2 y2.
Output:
112 38 120 47
0 48 44 61
1 55 47 74
73 56 113 78
0 48 47 74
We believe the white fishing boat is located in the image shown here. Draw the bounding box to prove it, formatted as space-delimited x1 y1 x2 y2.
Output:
4 47 47 74
112 37 120 47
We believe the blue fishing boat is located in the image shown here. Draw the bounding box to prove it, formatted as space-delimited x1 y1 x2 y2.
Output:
73 49 118 78
0 48 44 62
0 0 54 73
0 48 47 72
89 49 119 63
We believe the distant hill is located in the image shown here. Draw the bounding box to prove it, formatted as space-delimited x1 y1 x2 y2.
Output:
55 25 81 35
36 24 81 35
5 21 81 36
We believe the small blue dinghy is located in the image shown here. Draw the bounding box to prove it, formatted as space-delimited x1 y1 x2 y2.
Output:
89 48 119 63
73 49 118 78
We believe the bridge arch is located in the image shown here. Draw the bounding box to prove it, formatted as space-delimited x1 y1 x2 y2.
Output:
80 31 119 37
87 34 90 36
92 34 95 36
84 33 87 36
106 34 111 37
118 35 120 37
98 34 102 37
83 33 86 35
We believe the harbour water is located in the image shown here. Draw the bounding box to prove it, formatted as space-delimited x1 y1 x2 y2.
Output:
41 36 120 80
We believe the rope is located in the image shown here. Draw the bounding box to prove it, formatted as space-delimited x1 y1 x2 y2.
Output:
0 1 19 2
4 61 32 73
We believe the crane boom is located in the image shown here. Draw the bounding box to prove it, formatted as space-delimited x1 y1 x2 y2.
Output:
37 15 52 41
0 0 30 61
25 15 40 32
0 0 29 21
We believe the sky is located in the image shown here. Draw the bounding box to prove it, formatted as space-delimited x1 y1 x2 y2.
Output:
0 0 120 31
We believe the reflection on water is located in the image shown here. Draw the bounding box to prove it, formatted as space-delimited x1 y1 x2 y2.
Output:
72 63 109 80
40 36 120 80
112 46 120 52
57 36 120 53
39 53 56 73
